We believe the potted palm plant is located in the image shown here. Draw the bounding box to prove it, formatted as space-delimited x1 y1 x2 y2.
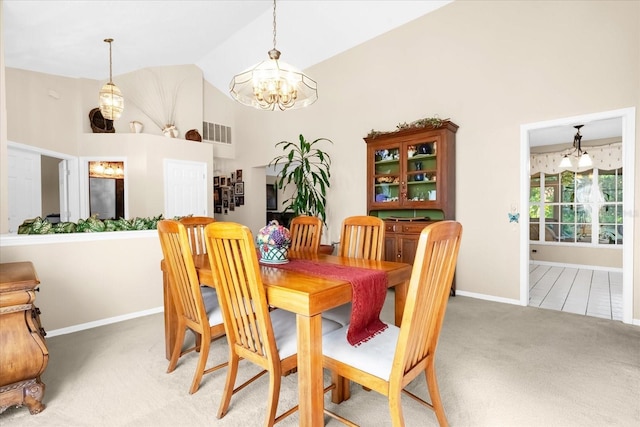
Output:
268 134 332 225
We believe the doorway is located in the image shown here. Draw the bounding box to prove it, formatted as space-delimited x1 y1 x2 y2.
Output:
520 107 636 324
7 141 80 233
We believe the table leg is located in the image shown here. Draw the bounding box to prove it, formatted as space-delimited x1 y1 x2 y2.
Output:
394 280 408 327
163 269 177 360
296 313 324 427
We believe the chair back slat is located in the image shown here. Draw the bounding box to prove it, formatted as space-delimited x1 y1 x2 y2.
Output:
180 216 216 255
158 220 208 327
205 222 278 367
392 221 462 380
289 215 323 253
338 216 384 261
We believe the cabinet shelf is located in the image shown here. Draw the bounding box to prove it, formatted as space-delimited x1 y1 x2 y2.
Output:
374 158 400 165
408 154 436 160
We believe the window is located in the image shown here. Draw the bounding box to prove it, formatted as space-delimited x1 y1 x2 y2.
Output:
529 168 623 246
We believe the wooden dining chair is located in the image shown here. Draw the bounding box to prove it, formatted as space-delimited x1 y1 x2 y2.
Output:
204 221 341 426
157 219 227 394
338 215 385 260
322 221 462 427
289 215 323 253
179 216 216 256
323 215 385 326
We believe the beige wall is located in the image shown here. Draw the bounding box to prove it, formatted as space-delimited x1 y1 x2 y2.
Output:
1 1 639 328
77 133 214 218
0 232 163 332
230 1 639 313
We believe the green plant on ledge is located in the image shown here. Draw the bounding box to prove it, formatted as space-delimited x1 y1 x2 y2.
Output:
268 134 332 224
17 214 165 234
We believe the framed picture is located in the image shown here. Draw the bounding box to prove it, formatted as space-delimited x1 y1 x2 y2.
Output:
266 184 277 210
214 205 222 214
213 176 219 186
234 182 244 195
236 169 243 181
237 196 244 206
230 172 235 183
220 176 226 186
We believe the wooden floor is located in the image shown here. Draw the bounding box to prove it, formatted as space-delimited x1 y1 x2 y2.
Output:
529 263 623 321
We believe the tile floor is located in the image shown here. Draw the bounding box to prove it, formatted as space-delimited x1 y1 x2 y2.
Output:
529 263 623 321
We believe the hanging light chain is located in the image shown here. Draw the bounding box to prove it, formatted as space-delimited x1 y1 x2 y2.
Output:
272 0 277 50
105 38 114 84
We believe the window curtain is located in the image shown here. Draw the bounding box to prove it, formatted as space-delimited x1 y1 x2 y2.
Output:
530 142 622 175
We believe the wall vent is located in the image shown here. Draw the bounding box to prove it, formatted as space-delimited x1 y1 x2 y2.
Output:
202 121 232 144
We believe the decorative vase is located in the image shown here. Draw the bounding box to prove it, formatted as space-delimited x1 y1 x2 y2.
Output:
257 220 291 264
162 125 179 138
260 245 289 264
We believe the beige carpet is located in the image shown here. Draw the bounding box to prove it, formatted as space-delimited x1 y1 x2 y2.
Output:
2 292 639 426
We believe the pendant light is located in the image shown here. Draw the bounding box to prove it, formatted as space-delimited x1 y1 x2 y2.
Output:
229 0 318 111
559 124 592 169
99 38 124 120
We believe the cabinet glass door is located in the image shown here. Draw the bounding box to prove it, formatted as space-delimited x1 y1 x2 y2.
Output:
372 145 401 206
405 138 438 205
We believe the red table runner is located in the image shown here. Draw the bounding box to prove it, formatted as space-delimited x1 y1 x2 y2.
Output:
262 258 388 346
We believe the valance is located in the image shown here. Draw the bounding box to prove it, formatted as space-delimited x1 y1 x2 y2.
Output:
530 142 622 175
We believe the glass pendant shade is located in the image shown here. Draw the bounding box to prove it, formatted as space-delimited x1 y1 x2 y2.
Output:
99 82 124 120
230 49 317 111
578 152 592 168
99 38 123 120
559 155 572 168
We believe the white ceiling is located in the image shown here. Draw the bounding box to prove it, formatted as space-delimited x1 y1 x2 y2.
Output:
2 0 622 146
2 0 451 95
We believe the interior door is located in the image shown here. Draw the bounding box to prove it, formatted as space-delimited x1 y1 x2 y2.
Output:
164 159 207 218
58 159 70 222
8 147 41 233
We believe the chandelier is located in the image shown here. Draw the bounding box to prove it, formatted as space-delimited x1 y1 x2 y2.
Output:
99 38 124 120
559 125 592 169
229 0 317 111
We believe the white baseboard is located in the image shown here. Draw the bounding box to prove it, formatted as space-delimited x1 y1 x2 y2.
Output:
45 295 640 337
454 290 522 306
46 306 164 338
456 290 639 326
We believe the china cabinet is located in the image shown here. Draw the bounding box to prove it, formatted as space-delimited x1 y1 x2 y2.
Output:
365 121 458 292
0 262 48 414
365 121 457 217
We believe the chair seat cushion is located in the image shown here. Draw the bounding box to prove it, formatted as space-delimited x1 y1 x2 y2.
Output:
200 286 224 326
270 309 343 359
321 302 352 327
322 323 399 381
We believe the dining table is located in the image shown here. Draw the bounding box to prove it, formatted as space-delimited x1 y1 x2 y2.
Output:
160 250 412 427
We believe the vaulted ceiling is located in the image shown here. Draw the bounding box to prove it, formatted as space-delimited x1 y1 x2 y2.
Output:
2 0 622 146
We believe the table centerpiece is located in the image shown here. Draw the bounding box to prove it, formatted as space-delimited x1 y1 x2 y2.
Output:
257 220 291 264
